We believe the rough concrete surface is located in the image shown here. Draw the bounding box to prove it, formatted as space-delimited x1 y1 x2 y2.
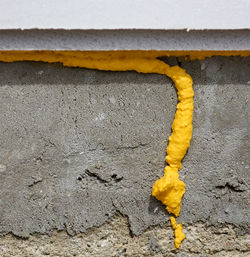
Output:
0 57 249 255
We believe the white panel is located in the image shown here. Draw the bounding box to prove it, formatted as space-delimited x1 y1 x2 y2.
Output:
0 0 249 30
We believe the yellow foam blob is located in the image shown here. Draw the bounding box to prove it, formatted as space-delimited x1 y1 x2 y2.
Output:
152 166 185 217
1 50 247 249
170 216 186 249
0 50 249 63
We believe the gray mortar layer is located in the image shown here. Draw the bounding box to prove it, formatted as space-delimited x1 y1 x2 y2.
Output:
0 56 249 238
0 29 250 50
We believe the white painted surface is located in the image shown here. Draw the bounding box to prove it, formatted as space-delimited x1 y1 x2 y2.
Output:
0 0 249 30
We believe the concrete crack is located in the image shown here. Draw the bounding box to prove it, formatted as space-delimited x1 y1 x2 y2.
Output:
85 169 108 184
117 142 149 150
215 181 248 192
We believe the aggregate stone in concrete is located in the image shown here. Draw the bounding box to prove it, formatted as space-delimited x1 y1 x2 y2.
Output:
0 57 249 238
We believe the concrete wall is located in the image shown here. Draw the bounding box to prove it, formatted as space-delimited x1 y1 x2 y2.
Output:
0 56 249 256
1 30 250 51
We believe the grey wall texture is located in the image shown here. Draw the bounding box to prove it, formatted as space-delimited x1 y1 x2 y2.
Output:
0 56 249 256
1 30 250 50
